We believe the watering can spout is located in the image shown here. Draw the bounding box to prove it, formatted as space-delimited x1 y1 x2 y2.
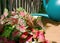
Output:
31 13 49 18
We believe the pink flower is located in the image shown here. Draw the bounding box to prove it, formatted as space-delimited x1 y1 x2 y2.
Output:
19 25 26 32
20 11 25 17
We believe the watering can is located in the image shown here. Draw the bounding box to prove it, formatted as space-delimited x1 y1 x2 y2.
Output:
31 0 60 22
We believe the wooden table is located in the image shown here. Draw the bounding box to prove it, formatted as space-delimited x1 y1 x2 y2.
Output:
42 17 60 43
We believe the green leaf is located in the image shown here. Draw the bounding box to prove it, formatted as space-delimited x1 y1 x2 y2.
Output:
35 26 42 30
16 7 24 12
2 24 14 38
4 8 8 13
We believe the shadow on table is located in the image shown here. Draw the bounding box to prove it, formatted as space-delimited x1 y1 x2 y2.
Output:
41 17 60 28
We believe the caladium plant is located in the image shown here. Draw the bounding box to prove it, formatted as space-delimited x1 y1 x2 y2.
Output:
1 24 15 38
0 7 50 43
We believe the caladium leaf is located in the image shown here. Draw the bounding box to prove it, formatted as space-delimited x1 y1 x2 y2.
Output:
12 30 19 37
16 7 25 12
21 32 28 38
1 24 15 38
26 35 33 42
3 8 8 17
0 24 4 33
